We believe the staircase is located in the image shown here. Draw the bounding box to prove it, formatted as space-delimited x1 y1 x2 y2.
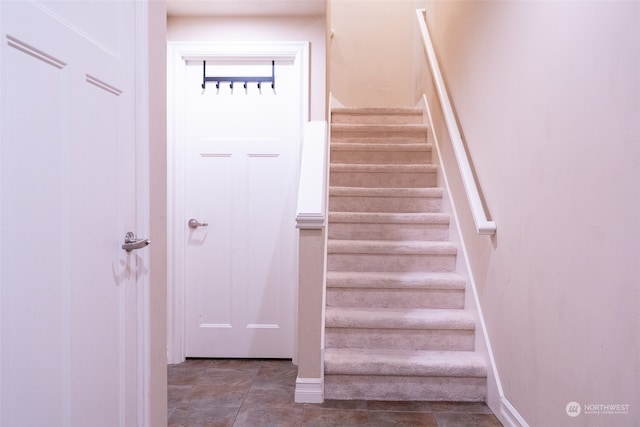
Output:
324 107 487 401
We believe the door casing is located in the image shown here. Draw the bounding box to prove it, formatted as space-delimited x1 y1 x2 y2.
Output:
167 41 309 364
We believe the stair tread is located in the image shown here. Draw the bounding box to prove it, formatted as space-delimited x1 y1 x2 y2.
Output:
329 212 449 224
326 271 465 289
326 307 475 330
329 186 443 198
325 348 486 377
331 143 431 151
328 239 456 254
331 163 437 172
332 123 427 132
332 107 423 116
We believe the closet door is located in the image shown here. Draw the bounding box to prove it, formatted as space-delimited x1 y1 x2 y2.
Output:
0 2 146 425
180 59 301 358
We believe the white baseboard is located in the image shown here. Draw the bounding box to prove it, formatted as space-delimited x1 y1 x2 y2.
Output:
500 396 529 427
294 377 324 403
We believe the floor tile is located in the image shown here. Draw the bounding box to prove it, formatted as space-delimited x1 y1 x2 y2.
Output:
195 367 257 387
183 383 250 408
369 410 439 427
207 359 264 370
168 406 238 427
305 399 368 411
233 407 304 427
168 364 206 386
367 400 433 412
430 401 495 414
168 385 192 415
434 412 503 427
252 364 298 391
241 387 299 409
302 407 369 427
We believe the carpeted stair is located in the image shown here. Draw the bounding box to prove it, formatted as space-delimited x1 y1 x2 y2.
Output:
324 107 487 401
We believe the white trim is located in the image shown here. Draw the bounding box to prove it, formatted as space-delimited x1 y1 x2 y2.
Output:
167 41 310 364
416 9 496 235
295 121 327 230
294 377 324 403
500 397 530 427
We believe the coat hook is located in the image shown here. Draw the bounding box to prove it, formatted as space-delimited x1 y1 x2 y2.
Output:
200 60 276 94
202 61 207 91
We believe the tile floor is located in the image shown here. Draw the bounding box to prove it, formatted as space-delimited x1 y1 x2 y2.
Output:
168 359 503 427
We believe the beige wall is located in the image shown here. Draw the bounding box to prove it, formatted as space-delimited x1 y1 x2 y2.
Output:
330 0 419 107
167 15 327 121
149 2 168 426
297 228 326 380
421 1 640 425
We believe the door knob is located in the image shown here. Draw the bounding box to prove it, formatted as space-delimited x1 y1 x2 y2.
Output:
188 218 208 229
122 232 151 252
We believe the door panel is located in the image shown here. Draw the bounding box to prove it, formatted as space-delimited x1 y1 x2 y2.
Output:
182 61 300 358
0 1 141 426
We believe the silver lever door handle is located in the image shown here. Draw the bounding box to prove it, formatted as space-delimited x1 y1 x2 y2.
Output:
122 232 151 252
188 218 208 229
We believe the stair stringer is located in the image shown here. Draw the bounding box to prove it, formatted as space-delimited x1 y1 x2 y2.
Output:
417 95 503 415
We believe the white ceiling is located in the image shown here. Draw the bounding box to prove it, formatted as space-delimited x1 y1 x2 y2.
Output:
167 0 326 17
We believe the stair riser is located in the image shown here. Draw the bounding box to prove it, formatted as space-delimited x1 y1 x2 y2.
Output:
330 172 436 188
328 223 449 241
326 288 465 309
325 329 475 351
332 137 430 146
332 113 423 125
328 253 456 273
332 130 428 140
330 150 431 165
324 375 486 402
329 196 442 213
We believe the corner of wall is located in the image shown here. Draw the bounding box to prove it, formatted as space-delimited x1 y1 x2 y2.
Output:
329 93 345 108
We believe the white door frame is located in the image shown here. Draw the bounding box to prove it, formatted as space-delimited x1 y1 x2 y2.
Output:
134 2 152 424
167 41 309 364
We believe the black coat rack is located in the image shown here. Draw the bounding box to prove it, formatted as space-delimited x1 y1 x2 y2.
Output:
201 60 275 92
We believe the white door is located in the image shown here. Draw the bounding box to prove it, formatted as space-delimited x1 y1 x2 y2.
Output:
0 2 146 426
178 58 301 358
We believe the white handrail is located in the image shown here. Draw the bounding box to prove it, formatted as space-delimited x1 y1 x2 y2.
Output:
416 9 496 235
295 121 328 229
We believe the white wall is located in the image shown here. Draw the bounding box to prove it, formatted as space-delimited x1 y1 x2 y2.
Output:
167 15 326 121
422 1 640 426
330 0 418 107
